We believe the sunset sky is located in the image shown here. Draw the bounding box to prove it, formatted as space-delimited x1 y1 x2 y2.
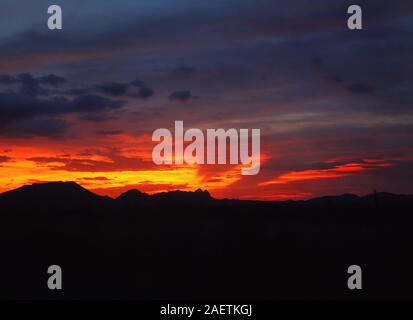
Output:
0 0 412 200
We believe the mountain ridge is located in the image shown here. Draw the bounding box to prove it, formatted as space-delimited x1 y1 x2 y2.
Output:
1 182 413 299
0 181 412 207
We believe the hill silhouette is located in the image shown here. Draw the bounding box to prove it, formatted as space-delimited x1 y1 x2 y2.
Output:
0 181 112 210
1 181 413 300
2 181 411 208
0 182 215 209
1 181 102 202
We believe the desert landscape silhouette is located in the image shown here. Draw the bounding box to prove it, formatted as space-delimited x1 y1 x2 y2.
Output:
1 181 413 299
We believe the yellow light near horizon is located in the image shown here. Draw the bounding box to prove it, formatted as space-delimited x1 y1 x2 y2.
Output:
0 160 202 194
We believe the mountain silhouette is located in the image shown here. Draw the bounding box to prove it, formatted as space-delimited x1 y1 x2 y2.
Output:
151 188 213 205
116 188 151 203
1 181 413 300
116 188 214 208
0 182 216 209
0 181 110 209
1 181 411 208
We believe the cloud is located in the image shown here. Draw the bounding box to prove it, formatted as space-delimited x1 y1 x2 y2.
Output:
169 90 198 101
95 82 129 96
27 149 155 172
1 73 155 104
70 94 123 113
130 79 147 88
65 79 155 99
65 88 90 96
0 92 59 123
259 161 394 187
347 84 376 94
17 73 49 96
172 65 197 77
129 79 155 99
0 92 123 123
0 86 125 137
0 74 16 84
96 130 124 136
38 74 67 87
311 57 324 65
0 73 66 96
131 87 154 99
0 155 12 163
0 118 70 138
78 114 116 122
0 0 411 200
78 176 110 181
325 75 343 83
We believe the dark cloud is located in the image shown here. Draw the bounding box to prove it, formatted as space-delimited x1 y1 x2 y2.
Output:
0 3 410 136
128 79 154 99
96 130 123 136
0 92 123 121
1 73 155 103
0 91 124 136
0 155 11 163
311 57 324 65
169 90 198 101
219 0 413 38
0 73 65 96
325 75 343 83
78 114 116 122
131 87 154 99
38 74 67 87
16 73 49 97
0 74 15 84
172 65 197 76
0 1 411 72
95 82 129 96
68 94 124 113
130 79 147 88
27 150 155 172
65 79 154 99
65 88 90 96
0 118 70 138
347 84 376 94
0 92 57 123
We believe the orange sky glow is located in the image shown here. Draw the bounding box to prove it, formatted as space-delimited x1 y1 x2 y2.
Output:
0 133 400 200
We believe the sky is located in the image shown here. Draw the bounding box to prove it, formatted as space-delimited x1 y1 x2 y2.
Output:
0 0 412 200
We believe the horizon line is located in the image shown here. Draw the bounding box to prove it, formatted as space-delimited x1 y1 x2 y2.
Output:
1 180 411 203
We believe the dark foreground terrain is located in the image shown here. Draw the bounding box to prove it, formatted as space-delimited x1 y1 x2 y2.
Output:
1 182 413 299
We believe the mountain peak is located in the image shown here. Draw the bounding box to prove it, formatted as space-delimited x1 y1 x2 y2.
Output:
117 189 150 201
195 188 210 194
0 181 105 207
3 181 88 194
152 188 213 205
